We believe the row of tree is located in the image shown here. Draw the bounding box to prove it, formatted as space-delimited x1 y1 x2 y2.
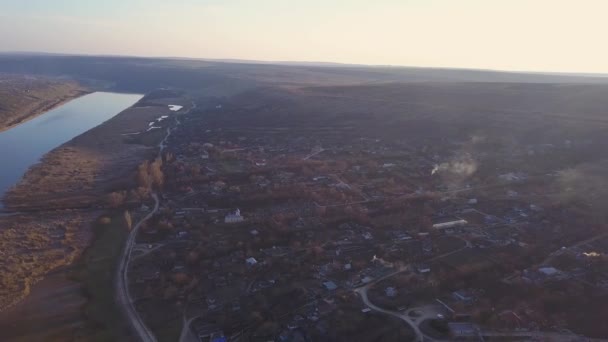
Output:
105 157 164 208
136 157 164 189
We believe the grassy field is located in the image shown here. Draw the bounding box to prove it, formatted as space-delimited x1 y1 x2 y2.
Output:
153 316 183 342
69 212 132 342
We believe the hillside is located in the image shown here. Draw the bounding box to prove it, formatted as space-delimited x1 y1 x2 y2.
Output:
0 74 87 131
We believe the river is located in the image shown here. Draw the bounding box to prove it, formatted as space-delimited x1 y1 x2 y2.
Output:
0 92 144 206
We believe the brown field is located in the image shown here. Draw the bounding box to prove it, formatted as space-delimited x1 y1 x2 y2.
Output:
0 210 99 312
0 267 87 342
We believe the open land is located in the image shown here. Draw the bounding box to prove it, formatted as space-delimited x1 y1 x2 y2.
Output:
1 55 608 341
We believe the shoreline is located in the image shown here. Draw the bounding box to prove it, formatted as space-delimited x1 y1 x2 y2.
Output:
0 88 90 133
0 92 191 340
1 93 158 211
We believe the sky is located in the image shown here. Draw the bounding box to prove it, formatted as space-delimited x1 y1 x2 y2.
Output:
1 0 607 73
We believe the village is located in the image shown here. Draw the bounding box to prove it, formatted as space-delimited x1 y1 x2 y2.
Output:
126 101 608 342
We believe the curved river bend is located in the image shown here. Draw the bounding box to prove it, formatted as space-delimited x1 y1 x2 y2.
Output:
0 92 143 206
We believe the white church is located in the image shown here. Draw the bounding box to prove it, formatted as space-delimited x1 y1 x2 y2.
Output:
225 209 244 223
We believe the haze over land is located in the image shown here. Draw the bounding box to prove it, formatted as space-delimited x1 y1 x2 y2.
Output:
0 53 607 341
2 1 608 342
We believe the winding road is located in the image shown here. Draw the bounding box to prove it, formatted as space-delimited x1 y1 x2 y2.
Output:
178 315 200 342
116 102 195 341
353 236 471 342
116 193 159 342
355 286 424 342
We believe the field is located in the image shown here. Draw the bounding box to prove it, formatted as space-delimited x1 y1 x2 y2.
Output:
68 212 133 341
0 212 132 342
0 210 98 312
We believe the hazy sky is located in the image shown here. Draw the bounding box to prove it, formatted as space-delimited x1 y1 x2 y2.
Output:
1 0 607 73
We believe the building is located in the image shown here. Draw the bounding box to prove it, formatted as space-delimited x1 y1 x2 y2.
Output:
211 335 227 342
448 322 477 338
225 209 244 223
192 321 223 341
452 290 474 302
417 264 431 273
385 287 398 297
432 219 468 230
538 267 559 276
246 257 258 266
323 281 338 291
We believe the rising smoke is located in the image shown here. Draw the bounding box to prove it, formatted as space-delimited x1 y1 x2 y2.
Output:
431 154 478 177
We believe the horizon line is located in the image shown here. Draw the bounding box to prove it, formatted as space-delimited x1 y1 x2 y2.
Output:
1 50 607 78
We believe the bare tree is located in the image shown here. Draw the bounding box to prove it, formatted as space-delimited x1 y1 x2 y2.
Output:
136 161 151 188
150 157 164 188
106 191 126 208
124 210 132 230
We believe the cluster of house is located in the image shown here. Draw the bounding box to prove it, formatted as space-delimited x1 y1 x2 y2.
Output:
128 114 602 341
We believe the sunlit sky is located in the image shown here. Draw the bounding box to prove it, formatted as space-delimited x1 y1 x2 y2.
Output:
1 0 607 73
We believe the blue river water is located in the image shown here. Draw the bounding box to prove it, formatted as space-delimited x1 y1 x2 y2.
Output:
0 92 143 206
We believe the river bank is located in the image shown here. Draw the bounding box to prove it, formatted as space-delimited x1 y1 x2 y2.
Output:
2 102 172 210
1 92 147 209
0 92 147 204
0 89 91 133
0 89 191 340
0 75 88 133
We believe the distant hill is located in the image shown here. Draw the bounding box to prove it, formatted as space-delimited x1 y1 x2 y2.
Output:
1 54 608 94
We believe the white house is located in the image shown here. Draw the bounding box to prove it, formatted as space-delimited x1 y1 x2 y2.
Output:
417 264 431 273
385 287 398 297
432 219 468 230
539 267 559 276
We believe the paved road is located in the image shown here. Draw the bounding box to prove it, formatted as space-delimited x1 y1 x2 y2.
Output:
475 330 589 341
355 286 424 342
503 231 608 284
353 237 471 341
539 232 608 267
116 193 159 342
115 102 196 341
302 147 325 160
178 315 200 342
132 243 164 261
